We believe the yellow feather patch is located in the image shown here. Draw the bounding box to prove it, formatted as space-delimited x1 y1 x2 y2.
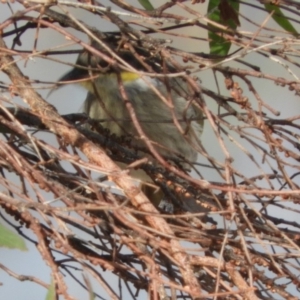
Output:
80 71 140 92
119 72 140 82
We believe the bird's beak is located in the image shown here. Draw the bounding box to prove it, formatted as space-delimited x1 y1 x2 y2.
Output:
47 67 87 98
59 67 86 83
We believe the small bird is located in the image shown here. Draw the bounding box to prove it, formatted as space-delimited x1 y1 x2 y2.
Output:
57 35 203 206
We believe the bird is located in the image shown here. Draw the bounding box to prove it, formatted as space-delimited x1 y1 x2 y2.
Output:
57 34 204 206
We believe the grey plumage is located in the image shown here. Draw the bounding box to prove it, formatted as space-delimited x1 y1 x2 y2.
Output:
82 74 203 170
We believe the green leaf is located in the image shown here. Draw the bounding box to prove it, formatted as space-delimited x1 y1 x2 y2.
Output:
45 279 56 300
0 223 27 251
138 0 154 11
265 4 298 36
207 0 240 56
